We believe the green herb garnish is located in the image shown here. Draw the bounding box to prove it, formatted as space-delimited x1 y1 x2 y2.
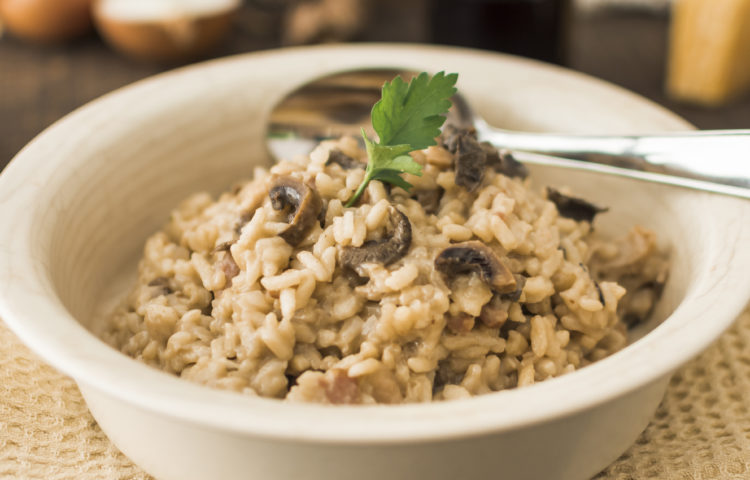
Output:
345 71 458 207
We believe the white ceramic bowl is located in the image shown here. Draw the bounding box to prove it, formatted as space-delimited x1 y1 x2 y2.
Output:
1 44 749 480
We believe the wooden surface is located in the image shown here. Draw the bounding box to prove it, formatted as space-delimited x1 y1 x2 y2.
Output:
1 7 749 170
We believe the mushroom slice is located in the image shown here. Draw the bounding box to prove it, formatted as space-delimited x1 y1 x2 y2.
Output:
441 123 465 153
500 274 527 302
454 131 487 192
340 206 412 276
441 125 487 192
483 143 529 180
269 176 323 246
444 125 529 186
412 187 444 215
435 241 516 293
326 149 365 170
546 187 608 223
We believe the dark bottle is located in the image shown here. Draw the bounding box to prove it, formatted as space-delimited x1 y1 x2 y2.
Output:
429 0 570 65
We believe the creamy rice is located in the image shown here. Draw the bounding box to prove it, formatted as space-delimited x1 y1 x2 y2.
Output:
104 130 668 404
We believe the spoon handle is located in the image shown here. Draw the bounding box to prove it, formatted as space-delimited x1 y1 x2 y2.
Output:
476 119 750 197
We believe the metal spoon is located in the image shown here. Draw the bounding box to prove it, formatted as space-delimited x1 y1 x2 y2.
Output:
267 69 750 199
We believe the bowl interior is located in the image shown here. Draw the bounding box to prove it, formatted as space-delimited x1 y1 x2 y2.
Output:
38 55 696 339
38 50 701 353
3 45 749 440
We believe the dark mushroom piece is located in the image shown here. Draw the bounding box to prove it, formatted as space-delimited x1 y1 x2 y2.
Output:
441 123 470 153
453 133 487 192
546 187 609 223
433 359 464 395
435 241 516 293
620 279 665 329
482 143 529 180
442 126 487 192
339 206 412 276
269 176 323 246
412 187 444 215
202 292 214 316
326 149 365 170
443 125 529 186
500 274 527 302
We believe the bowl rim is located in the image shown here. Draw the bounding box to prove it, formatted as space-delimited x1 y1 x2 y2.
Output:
1 43 749 443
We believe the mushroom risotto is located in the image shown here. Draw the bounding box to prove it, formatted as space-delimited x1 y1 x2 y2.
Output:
104 128 668 404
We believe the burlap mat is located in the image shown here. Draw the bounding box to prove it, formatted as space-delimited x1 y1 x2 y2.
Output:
2 309 750 480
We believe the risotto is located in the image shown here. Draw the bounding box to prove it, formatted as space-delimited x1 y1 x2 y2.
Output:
104 127 668 404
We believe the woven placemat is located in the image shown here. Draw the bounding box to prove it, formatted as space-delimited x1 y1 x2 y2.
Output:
2 308 750 480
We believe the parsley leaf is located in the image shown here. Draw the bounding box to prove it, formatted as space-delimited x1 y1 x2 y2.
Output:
373 71 458 149
345 71 458 207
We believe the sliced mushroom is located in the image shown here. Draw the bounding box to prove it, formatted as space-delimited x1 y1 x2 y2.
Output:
441 123 468 153
326 149 365 170
454 133 487 192
481 142 501 166
412 187 444 215
340 206 412 276
500 274 527 302
546 187 609 223
435 241 516 293
269 176 323 246
483 144 529 179
442 124 487 191
433 359 464 395
443 125 528 187
619 279 665 329
454 135 486 191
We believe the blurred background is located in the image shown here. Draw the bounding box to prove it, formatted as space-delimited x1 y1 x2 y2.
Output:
1 0 749 171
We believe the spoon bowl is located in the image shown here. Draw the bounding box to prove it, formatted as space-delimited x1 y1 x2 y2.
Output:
268 68 750 199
